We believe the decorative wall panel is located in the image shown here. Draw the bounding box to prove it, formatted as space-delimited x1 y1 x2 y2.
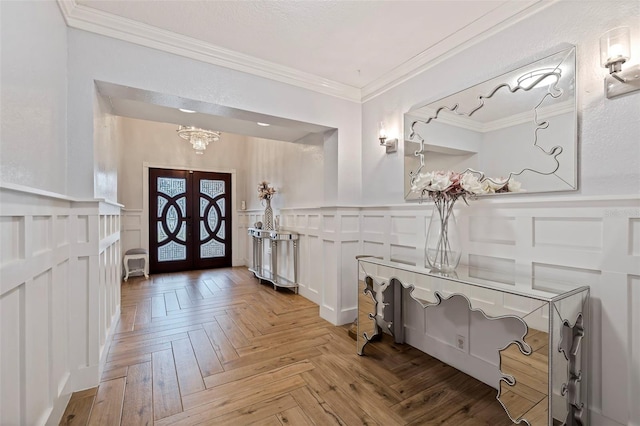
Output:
389 243 416 265
340 241 359 312
0 284 22 425
308 214 320 229
242 197 638 425
0 186 121 425
0 216 23 265
630 218 640 256
32 216 52 255
363 215 384 234
26 269 51 425
630 274 640 425
55 215 69 247
323 215 335 232
468 254 515 284
307 235 322 298
363 240 384 257
341 215 359 233
77 215 89 243
390 215 417 237
532 263 601 292
469 216 516 245
533 217 603 251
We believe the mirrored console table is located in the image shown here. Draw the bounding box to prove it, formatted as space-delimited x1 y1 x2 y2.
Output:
357 256 589 426
248 228 299 293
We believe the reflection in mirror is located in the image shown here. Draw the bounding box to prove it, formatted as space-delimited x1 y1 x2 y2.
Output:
357 277 378 355
498 311 550 425
555 294 588 426
404 46 577 200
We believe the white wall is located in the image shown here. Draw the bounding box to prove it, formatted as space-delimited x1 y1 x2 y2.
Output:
363 1 640 203
66 28 362 204
94 93 120 202
0 4 124 424
0 0 68 194
361 2 640 425
93 92 119 201
243 134 325 211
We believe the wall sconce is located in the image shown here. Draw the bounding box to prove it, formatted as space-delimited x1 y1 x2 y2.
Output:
378 122 397 153
600 26 640 99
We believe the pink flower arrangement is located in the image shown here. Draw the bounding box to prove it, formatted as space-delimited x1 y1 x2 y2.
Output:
257 181 276 200
411 171 522 203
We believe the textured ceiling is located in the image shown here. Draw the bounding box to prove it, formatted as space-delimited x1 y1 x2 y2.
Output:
77 0 536 88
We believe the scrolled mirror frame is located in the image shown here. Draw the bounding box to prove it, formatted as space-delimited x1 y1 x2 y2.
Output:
404 46 577 200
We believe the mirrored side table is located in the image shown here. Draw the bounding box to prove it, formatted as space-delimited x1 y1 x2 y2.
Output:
248 228 299 293
357 256 589 426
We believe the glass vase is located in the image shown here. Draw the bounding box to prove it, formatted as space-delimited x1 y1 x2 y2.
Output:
425 200 461 273
264 198 274 231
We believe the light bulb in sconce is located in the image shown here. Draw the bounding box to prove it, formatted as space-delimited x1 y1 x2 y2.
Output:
599 26 640 99
378 122 387 141
600 27 631 73
378 121 397 154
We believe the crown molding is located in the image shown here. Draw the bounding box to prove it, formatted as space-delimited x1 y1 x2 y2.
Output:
409 99 574 133
57 0 556 104
481 99 574 132
56 0 362 102
361 0 557 102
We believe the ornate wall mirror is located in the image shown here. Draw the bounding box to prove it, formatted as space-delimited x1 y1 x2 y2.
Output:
404 46 577 200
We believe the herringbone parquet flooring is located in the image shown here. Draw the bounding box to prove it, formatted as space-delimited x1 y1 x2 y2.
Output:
60 267 513 425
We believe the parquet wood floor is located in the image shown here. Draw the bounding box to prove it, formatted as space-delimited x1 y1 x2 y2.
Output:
60 267 513 425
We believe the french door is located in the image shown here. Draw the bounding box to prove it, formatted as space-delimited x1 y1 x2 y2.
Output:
149 168 232 274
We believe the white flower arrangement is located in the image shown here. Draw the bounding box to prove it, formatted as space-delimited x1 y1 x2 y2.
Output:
411 171 522 202
257 181 276 200
411 170 522 272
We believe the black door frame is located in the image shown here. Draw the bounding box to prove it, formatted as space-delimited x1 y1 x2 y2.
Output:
148 167 232 274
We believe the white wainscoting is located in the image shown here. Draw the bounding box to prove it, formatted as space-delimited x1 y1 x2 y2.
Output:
359 197 639 426
240 207 360 325
0 185 121 426
121 209 144 261
121 206 244 271
240 196 638 426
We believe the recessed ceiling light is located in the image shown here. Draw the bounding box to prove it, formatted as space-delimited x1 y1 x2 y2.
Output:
257 122 270 127
179 108 196 113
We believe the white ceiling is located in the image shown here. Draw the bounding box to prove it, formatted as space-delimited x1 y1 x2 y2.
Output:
75 0 543 90
66 1 547 141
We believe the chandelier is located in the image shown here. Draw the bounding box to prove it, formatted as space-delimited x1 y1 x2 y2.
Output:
177 125 221 154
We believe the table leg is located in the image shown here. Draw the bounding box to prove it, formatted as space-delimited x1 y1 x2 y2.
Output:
124 257 130 281
293 240 299 294
272 240 278 284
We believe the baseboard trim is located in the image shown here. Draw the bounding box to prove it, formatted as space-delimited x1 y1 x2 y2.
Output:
45 388 72 425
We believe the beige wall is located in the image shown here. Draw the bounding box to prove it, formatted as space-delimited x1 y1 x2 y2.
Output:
117 117 249 210
117 116 326 265
116 116 326 212
243 133 324 212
